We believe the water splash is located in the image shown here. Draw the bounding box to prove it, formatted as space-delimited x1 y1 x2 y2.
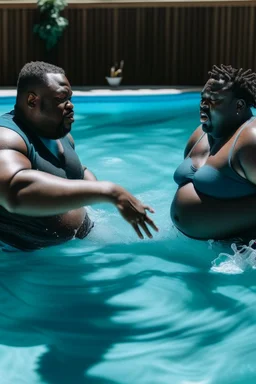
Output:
211 240 256 274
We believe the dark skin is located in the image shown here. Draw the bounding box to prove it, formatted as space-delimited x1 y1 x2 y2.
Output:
171 77 256 240
0 73 158 242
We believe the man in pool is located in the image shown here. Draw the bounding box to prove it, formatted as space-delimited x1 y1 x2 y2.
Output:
171 64 256 242
0 61 158 251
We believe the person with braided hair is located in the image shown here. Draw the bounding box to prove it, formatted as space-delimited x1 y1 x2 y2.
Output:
171 64 256 242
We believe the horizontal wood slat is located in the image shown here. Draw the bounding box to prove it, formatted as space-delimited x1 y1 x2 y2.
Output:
2 2 256 8
0 5 255 86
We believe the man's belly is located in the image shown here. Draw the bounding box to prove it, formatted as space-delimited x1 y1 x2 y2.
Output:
0 207 93 250
43 207 90 238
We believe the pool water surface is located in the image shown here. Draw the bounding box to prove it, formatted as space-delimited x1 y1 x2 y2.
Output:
0 93 256 384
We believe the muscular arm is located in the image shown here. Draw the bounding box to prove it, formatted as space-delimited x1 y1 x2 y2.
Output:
0 148 114 216
0 128 158 238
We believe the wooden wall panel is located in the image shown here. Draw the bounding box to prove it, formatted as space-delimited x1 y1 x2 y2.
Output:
0 4 256 86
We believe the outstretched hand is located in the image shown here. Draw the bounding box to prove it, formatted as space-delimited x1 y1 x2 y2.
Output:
114 187 159 239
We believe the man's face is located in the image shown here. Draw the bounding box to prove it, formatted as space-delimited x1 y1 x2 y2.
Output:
29 73 74 139
200 78 238 139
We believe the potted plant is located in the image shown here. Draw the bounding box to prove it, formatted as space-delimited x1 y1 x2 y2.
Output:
106 60 124 87
34 0 69 51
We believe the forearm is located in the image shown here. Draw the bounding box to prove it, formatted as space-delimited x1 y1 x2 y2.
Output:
7 169 115 216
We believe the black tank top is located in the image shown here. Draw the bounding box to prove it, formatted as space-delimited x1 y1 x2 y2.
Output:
0 111 84 179
0 111 88 250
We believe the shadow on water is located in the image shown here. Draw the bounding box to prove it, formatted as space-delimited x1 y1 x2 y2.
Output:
0 235 256 383
0 242 149 383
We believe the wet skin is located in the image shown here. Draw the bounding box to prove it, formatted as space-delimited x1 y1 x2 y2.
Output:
11 73 88 243
30 74 88 240
171 78 256 241
0 72 158 248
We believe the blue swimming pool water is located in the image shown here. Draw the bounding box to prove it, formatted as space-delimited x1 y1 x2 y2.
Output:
0 93 256 384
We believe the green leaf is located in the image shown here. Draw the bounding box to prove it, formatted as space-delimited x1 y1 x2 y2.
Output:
34 0 68 50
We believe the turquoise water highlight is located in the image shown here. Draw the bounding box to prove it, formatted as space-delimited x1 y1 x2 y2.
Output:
0 94 256 384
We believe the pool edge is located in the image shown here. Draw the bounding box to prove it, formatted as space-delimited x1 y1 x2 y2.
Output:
0 87 202 97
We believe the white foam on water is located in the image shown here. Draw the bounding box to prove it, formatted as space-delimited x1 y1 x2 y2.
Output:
211 240 256 274
102 157 124 165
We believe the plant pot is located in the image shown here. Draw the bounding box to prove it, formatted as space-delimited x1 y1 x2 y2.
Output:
105 77 123 87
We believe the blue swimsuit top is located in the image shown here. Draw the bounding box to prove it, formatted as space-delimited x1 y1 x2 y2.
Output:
173 117 256 199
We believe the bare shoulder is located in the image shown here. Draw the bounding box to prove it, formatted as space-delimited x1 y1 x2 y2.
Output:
0 126 28 155
0 127 32 208
184 125 204 158
235 122 256 181
0 127 32 196
234 119 256 149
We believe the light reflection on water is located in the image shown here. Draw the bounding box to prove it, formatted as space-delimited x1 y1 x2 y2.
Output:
0 95 256 384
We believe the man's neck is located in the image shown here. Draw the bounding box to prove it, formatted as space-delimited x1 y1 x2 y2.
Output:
14 105 28 129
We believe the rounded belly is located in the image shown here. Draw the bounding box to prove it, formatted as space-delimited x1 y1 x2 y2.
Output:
171 183 203 237
171 183 256 240
171 183 228 239
0 207 92 250
41 207 88 239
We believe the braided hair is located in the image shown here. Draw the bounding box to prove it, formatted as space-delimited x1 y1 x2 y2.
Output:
208 64 256 108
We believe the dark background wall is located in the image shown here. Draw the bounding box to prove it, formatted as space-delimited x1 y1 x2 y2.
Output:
0 2 256 86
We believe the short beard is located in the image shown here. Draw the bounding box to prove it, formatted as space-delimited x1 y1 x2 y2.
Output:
56 121 67 139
